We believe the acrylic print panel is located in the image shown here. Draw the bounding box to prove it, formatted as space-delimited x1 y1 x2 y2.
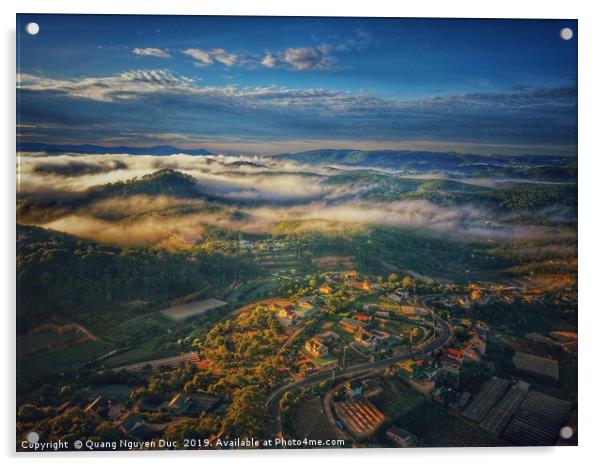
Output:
16 14 577 451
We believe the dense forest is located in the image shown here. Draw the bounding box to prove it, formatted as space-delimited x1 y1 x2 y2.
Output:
17 224 259 330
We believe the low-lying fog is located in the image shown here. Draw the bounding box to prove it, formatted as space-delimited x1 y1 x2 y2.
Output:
17 151 562 247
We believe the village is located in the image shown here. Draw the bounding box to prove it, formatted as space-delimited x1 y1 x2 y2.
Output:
16 265 577 449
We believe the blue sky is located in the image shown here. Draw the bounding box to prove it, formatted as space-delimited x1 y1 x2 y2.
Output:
17 15 577 155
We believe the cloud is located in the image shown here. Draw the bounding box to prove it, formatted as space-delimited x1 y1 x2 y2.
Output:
260 30 373 71
17 70 577 151
260 45 336 71
133 47 171 58
284 46 336 70
17 69 197 102
183 48 239 67
261 52 278 69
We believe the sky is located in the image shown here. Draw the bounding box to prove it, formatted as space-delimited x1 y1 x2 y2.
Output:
16 15 578 156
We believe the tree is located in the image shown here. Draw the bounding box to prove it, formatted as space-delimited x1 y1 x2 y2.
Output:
388 273 399 283
95 422 124 442
401 275 415 290
223 386 268 438
459 361 494 392
257 359 279 389
164 416 220 445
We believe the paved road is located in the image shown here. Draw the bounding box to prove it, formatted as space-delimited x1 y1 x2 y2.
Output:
265 301 453 439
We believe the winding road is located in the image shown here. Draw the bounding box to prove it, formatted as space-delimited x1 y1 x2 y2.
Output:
265 297 453 440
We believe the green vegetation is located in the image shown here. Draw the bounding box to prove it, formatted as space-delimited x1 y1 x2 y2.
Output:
394 400 506 447
17 224 259 329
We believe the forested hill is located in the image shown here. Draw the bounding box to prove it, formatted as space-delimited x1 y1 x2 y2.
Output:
272 149 576 182
86 169 204 201
16 224 258 331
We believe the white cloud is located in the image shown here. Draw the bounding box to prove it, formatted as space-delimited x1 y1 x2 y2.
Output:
17 69 197 102
260 46 336 71
183 48 239 67
133 47 171 58
261 52 278 68
284 46 335 70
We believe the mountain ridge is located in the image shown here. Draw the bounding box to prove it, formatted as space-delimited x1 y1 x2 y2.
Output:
17 142 214 156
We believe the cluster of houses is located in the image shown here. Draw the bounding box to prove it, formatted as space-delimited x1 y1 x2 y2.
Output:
338 316 398 354
77 384 224 442
386 321 488 398
320 271 379 294
387 288 410 303
271 297 317 327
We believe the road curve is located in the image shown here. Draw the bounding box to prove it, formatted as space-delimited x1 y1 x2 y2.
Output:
265 303 453 439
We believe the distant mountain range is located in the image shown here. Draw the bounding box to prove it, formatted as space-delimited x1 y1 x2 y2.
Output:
272 149 573 167
17 142 213 156
272 149 577 181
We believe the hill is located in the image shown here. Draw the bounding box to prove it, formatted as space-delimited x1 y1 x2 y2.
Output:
272 149 576 182
16 224 258 329
86 169 205 201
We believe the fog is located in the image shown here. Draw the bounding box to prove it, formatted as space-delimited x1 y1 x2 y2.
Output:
17 151 557 247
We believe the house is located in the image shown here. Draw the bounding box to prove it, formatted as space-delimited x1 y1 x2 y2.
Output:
353 313 371 322
238 239 254 250
345 380 363 399
351 281 372 292
161 392 223 416
83 396 110 418
339 317 368 333
278 307 298 327
370 328 393 345
297 296 315 309
294 298 316 319
469 334 487 354
401 306 427 316
462 346 482 362
549 331 578 353
119 414 145 436
341 271 359 282
447 348 464 362
186 392 223 415
440 355 462 375
386 426 417 447
388 288 410 303
305 338 329 358
374 310 390 319
319 284 333 294
315 331 340 345
162 393 192 415
398 359 417 375
355 328 378 348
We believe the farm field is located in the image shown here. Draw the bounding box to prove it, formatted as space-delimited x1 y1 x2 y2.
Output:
18 340 113 381
291 397 340 442
18 332 81 356
160 298 228 321
392 400 507 447
100 347 179 369
373 377 424 421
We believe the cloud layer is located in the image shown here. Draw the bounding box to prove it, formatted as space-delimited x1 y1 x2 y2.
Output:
17 69 577 153
17 152 560 248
